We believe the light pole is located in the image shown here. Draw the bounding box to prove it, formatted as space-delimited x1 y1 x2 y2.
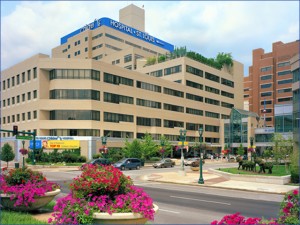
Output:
160 138 166 159
198 128 204 184
179 129 187 173
100 136 108 158
22 140 25 169
250 136 254 161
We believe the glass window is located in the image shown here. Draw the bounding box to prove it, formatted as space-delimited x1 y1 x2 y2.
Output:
17 74 20 84
205 72 220 83
186 93 203 102
278 88 292 93
137 81 161 92
163 103 184 113
186 65 203 77
261 83 272 89
278 70 291 76
261 92 272 97
27 70 31 81
278 79 292 85
260 66 272 72
163 87 184 97
186 80 203 90
164 65 182 76
186 108 203 116
136 98 161 109
205 98 220 106
261 75 272 80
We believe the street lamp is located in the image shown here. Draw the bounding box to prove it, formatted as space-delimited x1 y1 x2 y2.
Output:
179 129 187 173
250 137 254 161
160 138 166 159
198 128 204 184
100 136 108 158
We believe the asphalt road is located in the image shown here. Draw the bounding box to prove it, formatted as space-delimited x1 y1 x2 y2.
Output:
43 165 283 224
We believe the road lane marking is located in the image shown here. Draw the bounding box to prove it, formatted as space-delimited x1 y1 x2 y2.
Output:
170 195 231 205
159 209 180 214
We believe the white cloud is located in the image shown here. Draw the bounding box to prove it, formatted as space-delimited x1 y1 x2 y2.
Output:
1 1 299 75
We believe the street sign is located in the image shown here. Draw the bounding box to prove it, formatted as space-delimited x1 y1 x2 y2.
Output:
16 135 33 140
29 140 42 149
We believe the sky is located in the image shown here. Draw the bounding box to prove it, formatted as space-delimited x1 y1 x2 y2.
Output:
1 1 299 75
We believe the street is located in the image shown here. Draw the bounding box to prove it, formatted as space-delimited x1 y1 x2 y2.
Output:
43 164 283 224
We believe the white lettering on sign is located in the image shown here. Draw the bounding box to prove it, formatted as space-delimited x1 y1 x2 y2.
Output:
110 20 133 34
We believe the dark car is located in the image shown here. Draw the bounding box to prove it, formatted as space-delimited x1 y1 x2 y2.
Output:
190 158 205 167
113 158 142 170
153 158 175 168
81 158 111 169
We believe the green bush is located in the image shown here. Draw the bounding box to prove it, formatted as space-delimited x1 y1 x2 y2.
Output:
92 154 102 159
150 157 161 162
77 156 87 163
291 170 299 183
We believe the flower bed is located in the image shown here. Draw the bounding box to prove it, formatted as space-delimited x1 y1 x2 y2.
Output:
0 167 60 211
49 164 157 224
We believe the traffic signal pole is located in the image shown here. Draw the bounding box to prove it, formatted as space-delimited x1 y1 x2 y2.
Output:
0 127 37 165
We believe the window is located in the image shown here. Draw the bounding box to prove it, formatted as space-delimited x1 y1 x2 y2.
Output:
33 110 37 119
205 125 219 132
27 92 31 100
164 120 184 128
261 75 272 80
7 116 10 123
7 78 10 88
261 100 272 105
278 70 291 76
3 100 6 107
12 77 15 86
17 74 20 84
33 90 37 98
85 47 88 52
12 115 15 123
261 83 272 89
2 117 5 124
22 93 25 102
124 54 132 63
186 107 203 116
33 67 37 78
149 70 163 77
278 79 292 85
105 44 122 51
27 69 31 81
27 112 31 120
186 123 202 131
164 103 184 113
104 92 133 104
278 97 292 102
205 72 220 83
186 93 203 102
104 73 133 86
68 44 70 49
22 113 25 121
125 40 141 49
50 110 100 121
50 89 100 100
205 111 220 118
261 66 272 72
278 88 292 93
50 69 100 81
7 98 10 106
278 61 289 67
17 95 20 103
92 33 103 40
68 54 70 58
186 65 203 77
2 80 5 90
221 78 234 87
164 65 182 76
92 44 103 50
261 92 272 97
163 88 184 97
85 37 88 41
205 98 220 106
104 112 133 123
221 102 234 109
261 109 272 113
12 97 15 104
22 72 25 83
136 99 161 109
186 80 203 90
136 81 161 92
137 117 161 127
17 114 20 122
205 86 220 94
221 91 234 98
105 33 124 43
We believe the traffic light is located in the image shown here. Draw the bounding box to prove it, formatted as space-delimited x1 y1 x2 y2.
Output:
13 125 18 135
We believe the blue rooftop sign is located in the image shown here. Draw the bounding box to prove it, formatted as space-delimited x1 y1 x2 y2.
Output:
60 17 174 52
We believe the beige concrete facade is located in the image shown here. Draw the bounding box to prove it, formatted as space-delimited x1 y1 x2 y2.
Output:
1 4 244 159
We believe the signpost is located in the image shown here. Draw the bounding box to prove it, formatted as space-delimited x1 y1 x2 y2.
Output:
16 136 33 140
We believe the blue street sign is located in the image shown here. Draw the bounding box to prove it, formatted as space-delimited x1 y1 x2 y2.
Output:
29 140 42 149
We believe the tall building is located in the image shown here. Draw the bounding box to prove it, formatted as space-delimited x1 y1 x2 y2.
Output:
291 54 299 151
1 4 244 159
244 40 300 128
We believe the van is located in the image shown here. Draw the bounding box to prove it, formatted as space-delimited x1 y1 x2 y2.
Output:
113 158 141 170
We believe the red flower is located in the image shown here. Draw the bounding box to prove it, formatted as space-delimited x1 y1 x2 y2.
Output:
19 148 28 155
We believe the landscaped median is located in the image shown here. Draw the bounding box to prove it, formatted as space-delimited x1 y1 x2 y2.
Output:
209 168 291 185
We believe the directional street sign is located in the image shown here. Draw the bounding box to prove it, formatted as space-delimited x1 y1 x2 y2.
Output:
29 140 42 149
16 135 33 140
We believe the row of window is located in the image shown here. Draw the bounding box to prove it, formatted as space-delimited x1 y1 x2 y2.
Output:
50 89 100 100
2 90 37 107
2 67 37 90
49 69 100 80
2 110 37 124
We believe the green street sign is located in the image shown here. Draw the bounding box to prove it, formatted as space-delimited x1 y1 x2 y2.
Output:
16 135 33 140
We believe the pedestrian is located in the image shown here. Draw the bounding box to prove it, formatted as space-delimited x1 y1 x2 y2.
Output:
211 154 214 161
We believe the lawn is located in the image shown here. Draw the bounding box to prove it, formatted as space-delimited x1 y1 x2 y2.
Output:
26 162 82 166
0 201 55 224
219 165 291 176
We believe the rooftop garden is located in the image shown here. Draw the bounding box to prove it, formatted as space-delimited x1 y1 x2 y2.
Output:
145 46 233 70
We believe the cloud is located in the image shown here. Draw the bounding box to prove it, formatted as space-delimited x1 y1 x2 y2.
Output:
1 1 299 75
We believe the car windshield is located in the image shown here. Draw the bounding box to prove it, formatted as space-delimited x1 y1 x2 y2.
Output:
115 159 127 164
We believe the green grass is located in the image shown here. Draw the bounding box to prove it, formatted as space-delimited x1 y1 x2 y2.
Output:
1 210 47 224
27 162 82 166
0 201 56 224
219 165 290 176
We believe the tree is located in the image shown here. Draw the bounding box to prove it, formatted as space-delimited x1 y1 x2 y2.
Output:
159 135 173 158
237 144 244 156
262 148 273 162
140 133 159 160
215 52 233 67
0 143 15 167
272 133 293 172
123 139 142 159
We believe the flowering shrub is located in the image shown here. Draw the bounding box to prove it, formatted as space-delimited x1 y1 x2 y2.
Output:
211 189 299 225
50 164 155 224
19 148 28 155
0 168 60 207
247 148 254 153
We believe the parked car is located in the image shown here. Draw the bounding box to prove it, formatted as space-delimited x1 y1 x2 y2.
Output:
153 158 175 168
184 158 199 166
113 158 142 170
190 158 205 167
81 158 111 169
